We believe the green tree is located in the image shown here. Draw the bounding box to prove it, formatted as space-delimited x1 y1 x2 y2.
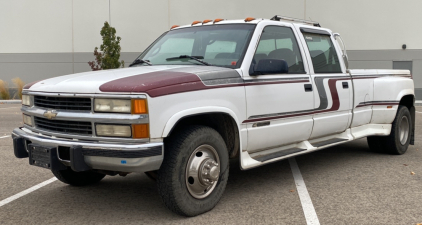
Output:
88 21 124 70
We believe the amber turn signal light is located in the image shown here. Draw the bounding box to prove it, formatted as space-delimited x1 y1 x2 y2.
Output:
132 124 149 138
132 99 147 114
170 25 179 29
191 20 201 26
387 106 393 108
244 17 255 22
213 18 224 24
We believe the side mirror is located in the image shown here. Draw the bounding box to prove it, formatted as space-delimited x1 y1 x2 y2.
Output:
252 59 288 75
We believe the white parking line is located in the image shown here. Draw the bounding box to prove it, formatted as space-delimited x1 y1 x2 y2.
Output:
0 135 11 139
416 111 422 114
0 178 57 208
289 158 320 225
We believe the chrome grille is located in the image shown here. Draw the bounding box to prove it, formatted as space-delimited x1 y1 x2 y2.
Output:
34 117 92 135
34 96 91 111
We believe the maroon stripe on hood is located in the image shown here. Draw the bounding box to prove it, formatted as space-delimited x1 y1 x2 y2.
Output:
100 71 309 97
23 80 41 89
99 71 203 94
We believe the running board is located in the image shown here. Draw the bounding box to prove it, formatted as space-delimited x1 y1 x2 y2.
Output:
241 125 392 170
310 138 348 148
252 147 306 162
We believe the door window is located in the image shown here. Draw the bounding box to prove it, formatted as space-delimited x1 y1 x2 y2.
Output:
303 33 342 73
251 26 305 74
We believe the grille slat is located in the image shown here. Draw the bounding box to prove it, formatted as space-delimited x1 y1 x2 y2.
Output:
34 119 92 128
34 117 92 135
34 96 92 111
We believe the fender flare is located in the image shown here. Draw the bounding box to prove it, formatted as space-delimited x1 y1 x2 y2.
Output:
161 106 241 137
396 89 415 101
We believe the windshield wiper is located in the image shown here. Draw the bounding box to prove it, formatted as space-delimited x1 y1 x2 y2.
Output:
166 55 211 66
129 59 152 67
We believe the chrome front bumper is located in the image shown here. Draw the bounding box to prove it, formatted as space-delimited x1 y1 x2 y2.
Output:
12 127 163 173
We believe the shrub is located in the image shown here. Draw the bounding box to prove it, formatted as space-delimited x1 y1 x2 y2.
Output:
12 78 24 99
0 80 10 100
88 21 125 70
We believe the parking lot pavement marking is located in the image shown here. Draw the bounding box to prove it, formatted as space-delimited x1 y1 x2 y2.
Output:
0 135 11 139
289 158 320 225
416 111 422 114
0 177 57 208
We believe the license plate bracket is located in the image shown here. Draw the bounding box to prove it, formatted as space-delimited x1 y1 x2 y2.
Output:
28 144 56 169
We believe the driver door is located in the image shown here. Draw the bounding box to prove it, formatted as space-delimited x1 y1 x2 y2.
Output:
244 25 314 153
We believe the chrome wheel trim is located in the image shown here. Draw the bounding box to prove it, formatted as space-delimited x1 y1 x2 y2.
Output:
399 116 410 145
185 144 220 199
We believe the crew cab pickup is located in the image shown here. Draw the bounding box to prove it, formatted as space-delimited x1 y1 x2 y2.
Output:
12 15 415 216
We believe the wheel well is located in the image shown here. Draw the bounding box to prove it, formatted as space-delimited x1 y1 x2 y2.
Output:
165 113 240 158
399 95 414 109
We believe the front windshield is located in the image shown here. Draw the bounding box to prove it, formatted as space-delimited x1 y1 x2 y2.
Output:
137 24 256 68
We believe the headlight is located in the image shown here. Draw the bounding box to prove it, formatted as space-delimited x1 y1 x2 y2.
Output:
96 124 132 137
94 99 131 113
94 99 147 114
22 95 31 106
23 114 33 126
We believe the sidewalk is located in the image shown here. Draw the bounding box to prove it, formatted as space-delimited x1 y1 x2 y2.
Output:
0 100 21 104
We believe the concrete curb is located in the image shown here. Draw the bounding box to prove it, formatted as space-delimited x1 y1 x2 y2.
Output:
415 101 422 106
0 100 22 104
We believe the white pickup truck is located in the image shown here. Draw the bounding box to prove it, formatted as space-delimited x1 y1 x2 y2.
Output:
12 15 415 216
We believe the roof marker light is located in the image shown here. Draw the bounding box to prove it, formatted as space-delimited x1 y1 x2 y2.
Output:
213 18 224 24
202 19 213 24
191 21 201 26
244 17 255 22
170 25 179 29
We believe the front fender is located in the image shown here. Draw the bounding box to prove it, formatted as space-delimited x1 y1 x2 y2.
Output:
161 106 240 137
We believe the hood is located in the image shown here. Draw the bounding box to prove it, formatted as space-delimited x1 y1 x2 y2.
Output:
25 65 242 97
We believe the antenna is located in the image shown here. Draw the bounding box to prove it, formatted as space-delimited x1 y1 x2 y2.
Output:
270 15 321 27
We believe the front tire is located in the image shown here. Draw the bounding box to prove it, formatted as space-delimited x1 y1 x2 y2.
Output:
157 125 229 216
367 105 412 155
52 168 106 186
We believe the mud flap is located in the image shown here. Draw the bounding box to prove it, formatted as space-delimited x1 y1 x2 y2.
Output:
410 105 415 145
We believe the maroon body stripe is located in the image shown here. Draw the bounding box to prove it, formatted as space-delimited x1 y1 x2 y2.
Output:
100 71 309 97
356 102 399 108
23 80 42 89
243 78 350 123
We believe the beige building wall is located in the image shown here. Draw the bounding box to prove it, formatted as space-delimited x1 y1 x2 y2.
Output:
0 0 421 97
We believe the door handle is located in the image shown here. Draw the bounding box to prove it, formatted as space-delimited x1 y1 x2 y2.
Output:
304 84 313 92
342 82 349 89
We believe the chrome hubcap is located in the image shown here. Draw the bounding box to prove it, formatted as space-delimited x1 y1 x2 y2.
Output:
185 145 220 199
399 116 410 145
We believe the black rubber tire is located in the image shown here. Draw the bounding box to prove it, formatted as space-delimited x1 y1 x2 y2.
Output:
52 168 106 186
367 105 412 155
157 125 229 217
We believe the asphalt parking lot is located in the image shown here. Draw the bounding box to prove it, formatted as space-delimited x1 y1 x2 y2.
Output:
1 104 422 224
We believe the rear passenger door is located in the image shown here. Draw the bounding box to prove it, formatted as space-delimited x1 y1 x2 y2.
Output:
244 25 314 153
297 26 352 139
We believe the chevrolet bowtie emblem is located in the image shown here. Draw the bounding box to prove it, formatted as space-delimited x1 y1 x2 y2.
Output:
43 110 57 120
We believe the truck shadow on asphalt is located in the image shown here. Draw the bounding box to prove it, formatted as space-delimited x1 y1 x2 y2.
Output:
20 138 412 223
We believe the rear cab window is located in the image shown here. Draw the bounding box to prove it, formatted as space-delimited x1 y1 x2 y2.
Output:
301 29 342 73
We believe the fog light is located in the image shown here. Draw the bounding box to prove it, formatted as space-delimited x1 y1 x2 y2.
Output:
23 114 33 126
96 124 131 137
